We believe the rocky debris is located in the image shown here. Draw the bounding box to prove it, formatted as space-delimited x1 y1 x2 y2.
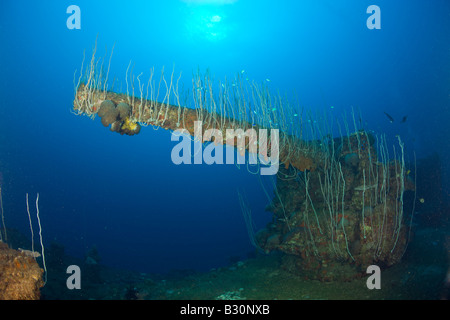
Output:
0 242 44 299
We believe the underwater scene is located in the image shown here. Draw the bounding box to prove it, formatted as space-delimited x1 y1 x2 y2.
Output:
0 0 449 304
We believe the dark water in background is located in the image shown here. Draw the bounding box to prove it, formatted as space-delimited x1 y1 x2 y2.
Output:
0 0 449 277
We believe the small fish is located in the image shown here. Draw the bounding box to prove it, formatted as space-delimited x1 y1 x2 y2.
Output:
241 69 245 74
18 248 41 258
266 78 270 82
401 115 408 123
384 112 394 123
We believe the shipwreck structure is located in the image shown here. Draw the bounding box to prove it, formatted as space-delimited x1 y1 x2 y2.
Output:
72 42 415 280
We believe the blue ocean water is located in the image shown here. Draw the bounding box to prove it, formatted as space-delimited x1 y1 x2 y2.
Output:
0 0 449 298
